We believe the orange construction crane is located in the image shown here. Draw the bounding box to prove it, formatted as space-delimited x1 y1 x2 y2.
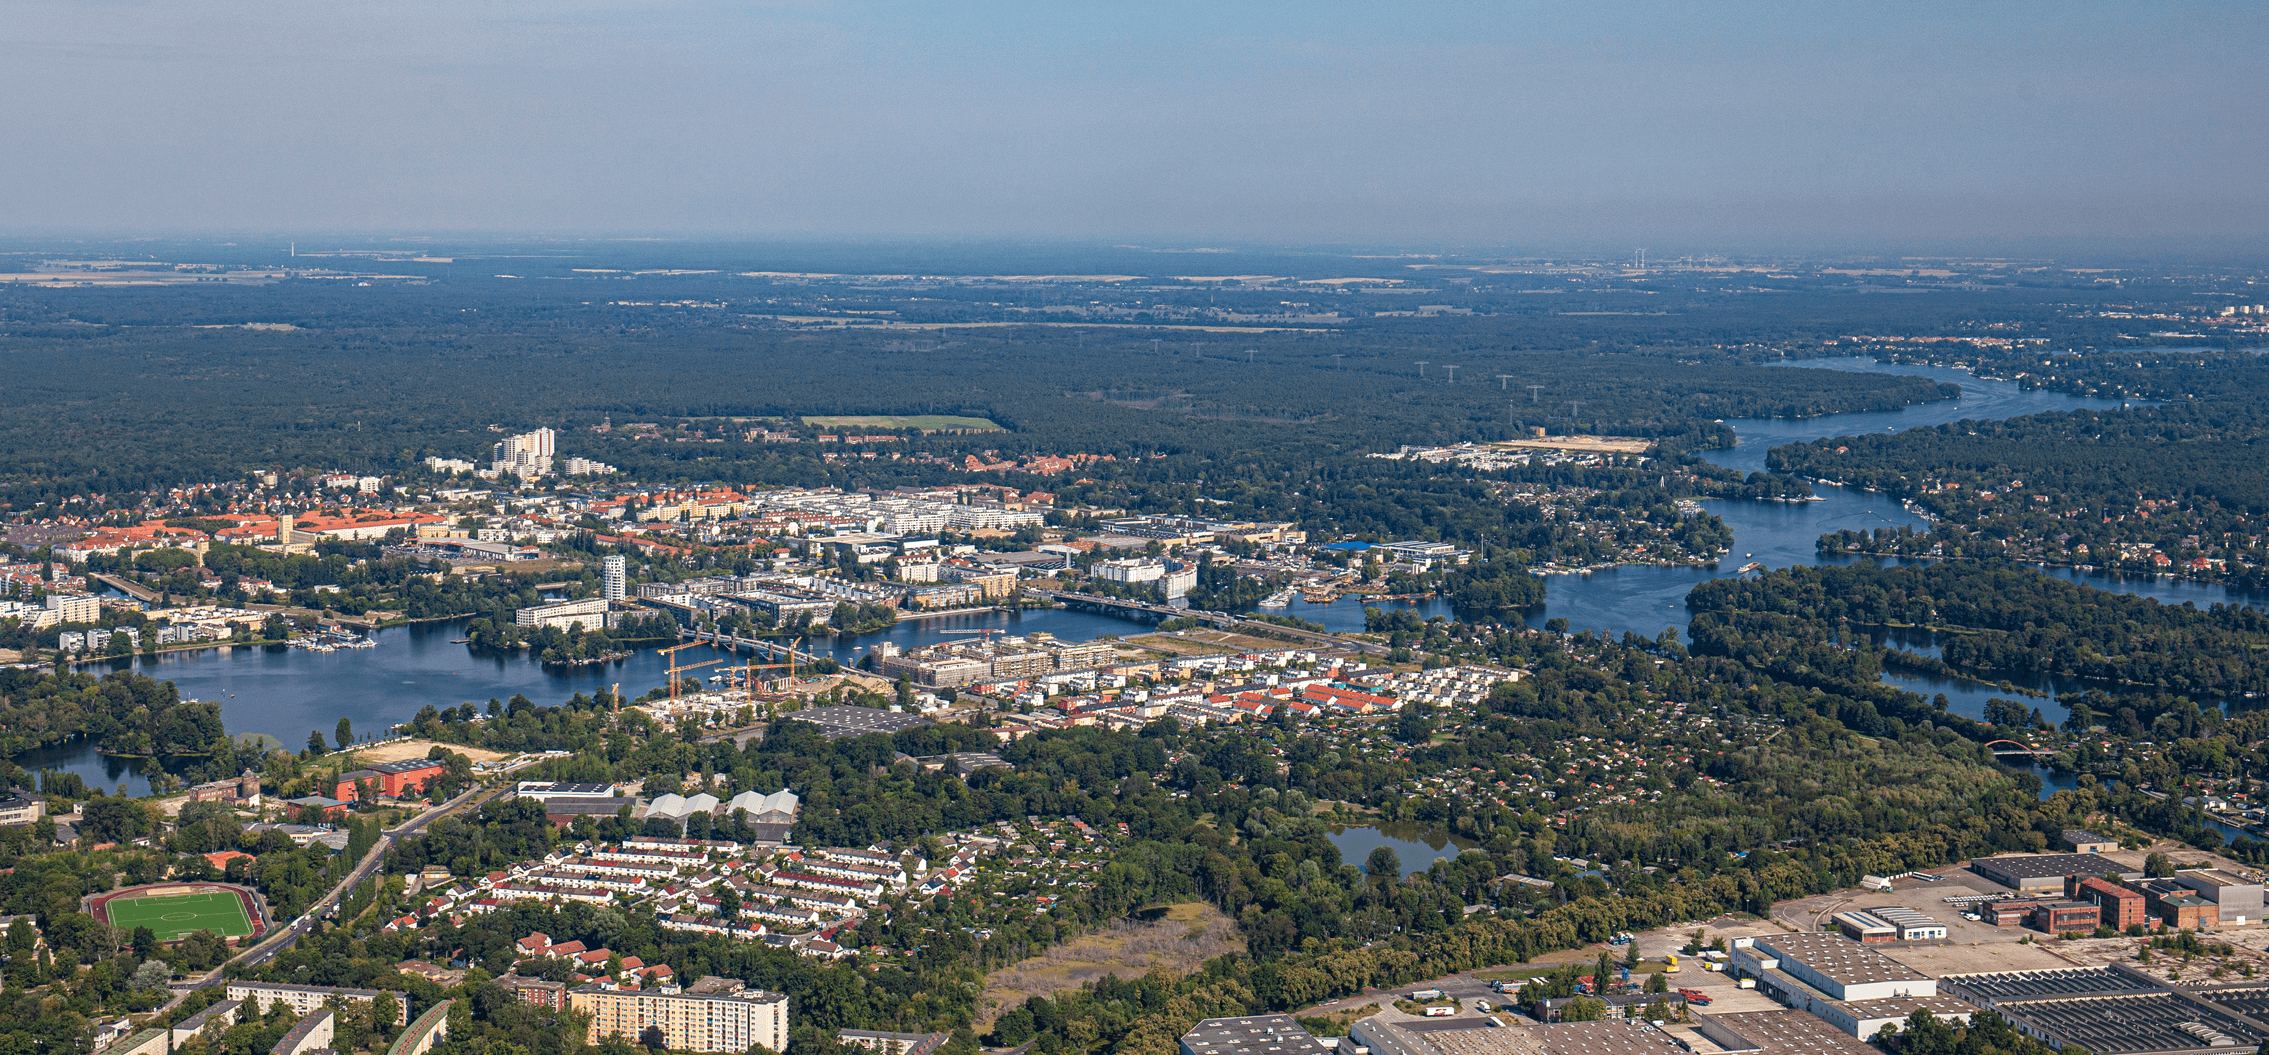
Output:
658 641 724 701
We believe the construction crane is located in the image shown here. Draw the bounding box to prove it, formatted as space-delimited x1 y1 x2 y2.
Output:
740 636 806 708
658 641 723 701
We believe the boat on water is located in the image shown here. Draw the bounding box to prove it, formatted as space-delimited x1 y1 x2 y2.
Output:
1257 588 1295 608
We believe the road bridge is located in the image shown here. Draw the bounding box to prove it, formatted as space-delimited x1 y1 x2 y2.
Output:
1020 587 1391 658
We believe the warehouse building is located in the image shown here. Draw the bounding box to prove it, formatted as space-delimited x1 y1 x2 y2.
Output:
1869 906 1948 941
1183 1016 1336 1055
1971 853 2140 893
1810 996 1975 1041
2174 869 2265 925
2136 880 2220 930
1740 933 1937 1002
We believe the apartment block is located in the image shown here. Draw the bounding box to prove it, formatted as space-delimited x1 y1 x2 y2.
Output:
570 977 788 1054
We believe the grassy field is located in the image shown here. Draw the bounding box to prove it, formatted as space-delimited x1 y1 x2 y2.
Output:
801 414 1003 431
976 902 1242 1029
101 889 255 942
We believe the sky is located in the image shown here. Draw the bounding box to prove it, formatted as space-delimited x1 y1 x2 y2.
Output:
3 2 2264 249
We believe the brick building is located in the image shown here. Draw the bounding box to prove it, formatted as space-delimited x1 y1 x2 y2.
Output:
334 759 446 801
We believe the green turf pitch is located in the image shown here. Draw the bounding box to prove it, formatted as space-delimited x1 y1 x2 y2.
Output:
100 891 255 942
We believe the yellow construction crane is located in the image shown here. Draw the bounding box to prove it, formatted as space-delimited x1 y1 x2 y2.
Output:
745 636 804 690
658 641 724 701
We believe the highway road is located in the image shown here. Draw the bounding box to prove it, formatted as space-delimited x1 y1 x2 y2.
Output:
176 784 504 991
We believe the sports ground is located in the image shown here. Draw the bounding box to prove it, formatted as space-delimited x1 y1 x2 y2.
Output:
88 883 262 943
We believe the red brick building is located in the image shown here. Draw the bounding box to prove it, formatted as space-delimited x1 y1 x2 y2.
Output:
334 759 446 801
2066 875 2147 930
2033 900 2101 933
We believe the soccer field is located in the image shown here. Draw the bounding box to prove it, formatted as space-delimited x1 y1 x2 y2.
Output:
99 890 256 942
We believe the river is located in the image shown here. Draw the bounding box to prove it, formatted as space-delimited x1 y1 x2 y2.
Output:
25 357 2266 789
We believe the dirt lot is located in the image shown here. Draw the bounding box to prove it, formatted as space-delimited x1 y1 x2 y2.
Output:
1167 628 1296 651
353 739 508 764
1124 632 1239 656
977 902 1243 1028
1491 435 1653 455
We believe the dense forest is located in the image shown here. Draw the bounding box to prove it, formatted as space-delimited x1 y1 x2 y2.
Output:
1688 562 2269 709
1774 349 2269 586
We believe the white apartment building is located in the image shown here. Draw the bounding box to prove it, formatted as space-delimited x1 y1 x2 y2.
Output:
46 593 100 624
602 555 627 601
572 979 788 1054
492 428 556 479
515 597 610 631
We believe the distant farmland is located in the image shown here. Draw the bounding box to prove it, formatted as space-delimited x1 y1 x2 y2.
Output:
802 414 1003 431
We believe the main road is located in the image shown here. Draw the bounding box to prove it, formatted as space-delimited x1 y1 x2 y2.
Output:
174 784 507 993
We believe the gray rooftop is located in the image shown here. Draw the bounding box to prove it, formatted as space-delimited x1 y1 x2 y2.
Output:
1754 933 1932 986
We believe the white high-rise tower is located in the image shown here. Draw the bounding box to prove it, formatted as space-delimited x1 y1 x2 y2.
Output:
601 555 626 601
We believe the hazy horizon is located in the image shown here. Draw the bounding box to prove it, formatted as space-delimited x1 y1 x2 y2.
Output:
5 2 2264 249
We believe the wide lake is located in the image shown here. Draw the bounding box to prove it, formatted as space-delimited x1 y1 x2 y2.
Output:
29 358 2268 792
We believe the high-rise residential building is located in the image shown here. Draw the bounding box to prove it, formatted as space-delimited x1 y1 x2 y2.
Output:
602 555 627 601
571 978 787 1053
492 428 556 479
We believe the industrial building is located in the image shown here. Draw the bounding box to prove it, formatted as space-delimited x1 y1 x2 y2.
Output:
1738 933 1937 1002
2063 830 2120 854
1970 853 2141 893
2031 900 2101 933
1708 1008 1916 1054
1832 907 1945 942
1809 997 1974 1041
2067 876 2148 930
332 759 446 801
1869 906 1949 940
1943 967 2269 1055
1181 1016 1336 1055
2137 880 2221 929
2174 869 2265 925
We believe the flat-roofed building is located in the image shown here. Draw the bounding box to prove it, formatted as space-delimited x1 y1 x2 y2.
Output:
2032 900 2100 933
1184 1016 1336 1055
1811 996 1975 1041
2174 868 2264 924
2137 880 2219 930
570 977 787 1054
1745 934 1937 1002
1971 853 2140 893
1674 1012 1879 1055
516 597 611 631
228 982 405 1023
1869 906 1948 941
1831 911 1895 943
1988 899 2051 927
2062 830 2120 854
